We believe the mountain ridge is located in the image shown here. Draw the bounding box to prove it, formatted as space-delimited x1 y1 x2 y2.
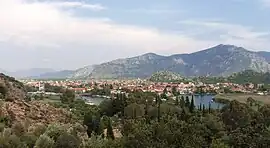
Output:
87 44 270 79
2 44 270 79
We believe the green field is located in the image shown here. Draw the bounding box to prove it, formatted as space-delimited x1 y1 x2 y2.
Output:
215 93 270 105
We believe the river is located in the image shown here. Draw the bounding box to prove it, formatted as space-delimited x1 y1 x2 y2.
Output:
81 95 224 109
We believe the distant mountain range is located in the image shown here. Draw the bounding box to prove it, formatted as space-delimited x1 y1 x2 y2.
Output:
2 44 270 79
88 44 270 79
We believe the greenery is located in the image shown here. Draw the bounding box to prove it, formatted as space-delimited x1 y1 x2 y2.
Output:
149 71 184 82
194 70 270 84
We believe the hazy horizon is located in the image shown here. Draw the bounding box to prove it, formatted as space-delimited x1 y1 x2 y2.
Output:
1 0 270 71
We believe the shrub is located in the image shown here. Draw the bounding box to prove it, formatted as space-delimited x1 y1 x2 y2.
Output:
44 124 65 141
34 134 54 148
12 122 25 137
21 133 37 148
54 133 80 148
28 123 47 137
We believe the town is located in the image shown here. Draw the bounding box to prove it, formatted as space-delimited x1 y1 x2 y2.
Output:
21 78 268 99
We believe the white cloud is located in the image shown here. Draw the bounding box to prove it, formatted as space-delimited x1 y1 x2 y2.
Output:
260 0 270 7
46 1 106 11
0 0 269 70
0 0 215 70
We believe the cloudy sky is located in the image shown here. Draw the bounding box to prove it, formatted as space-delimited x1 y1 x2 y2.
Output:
0 0 270 71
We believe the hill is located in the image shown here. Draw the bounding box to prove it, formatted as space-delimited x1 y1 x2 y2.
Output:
149 71 183 82
227 70 270 84
0 73 71 124
87 44 270 79
29 70 74 79
8 68 56 78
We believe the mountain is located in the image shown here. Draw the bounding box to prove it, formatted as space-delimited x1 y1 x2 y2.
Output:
257 51 270 63
9 68 56 78
89 53 166 79
69 65 95 79
87 44 270 79
30 70 74 79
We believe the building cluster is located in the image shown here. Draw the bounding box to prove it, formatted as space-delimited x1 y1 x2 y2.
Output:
21 79 266 95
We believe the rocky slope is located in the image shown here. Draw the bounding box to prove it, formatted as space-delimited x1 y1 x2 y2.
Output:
0 73 26 100
69 65 95 79
0 73 72 124
87 44 270 79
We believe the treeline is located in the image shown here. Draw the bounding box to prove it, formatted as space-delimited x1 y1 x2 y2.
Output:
194 70 270 84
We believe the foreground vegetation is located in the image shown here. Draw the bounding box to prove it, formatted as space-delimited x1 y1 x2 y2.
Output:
3 73 270 147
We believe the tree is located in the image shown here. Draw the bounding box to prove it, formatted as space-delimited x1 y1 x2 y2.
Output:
106 119 115 140
180 96 185 108
172 86 177 96
175 98 179 106
185 96 190 108
83 113 94 137
60 89 75 103
189 97 195 113
157 95 161 122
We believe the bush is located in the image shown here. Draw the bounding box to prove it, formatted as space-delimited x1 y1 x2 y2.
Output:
28 123 47 137
12 122 25 137
44 124 65 141
34 134 54 148
54 133 80 148
21 133 37 148
0 123 5 132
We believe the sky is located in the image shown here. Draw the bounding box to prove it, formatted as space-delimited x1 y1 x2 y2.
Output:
0 0 270 71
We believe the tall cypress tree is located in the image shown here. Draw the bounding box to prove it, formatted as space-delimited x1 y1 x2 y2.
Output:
208 102 211 113
180 96 185 108
202 104 206 114
157 95 161 122
189 97 195 113
107 119 115 140
185 96 190 108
